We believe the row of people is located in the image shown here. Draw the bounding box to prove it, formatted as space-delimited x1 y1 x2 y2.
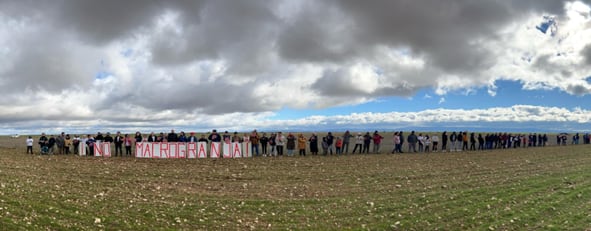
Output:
28 129 578 156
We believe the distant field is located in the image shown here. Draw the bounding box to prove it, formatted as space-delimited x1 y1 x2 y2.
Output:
1 136 591 230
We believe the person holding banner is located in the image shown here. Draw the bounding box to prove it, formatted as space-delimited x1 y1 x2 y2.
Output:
157 132 165 142
208 129 221 142
198 134 208 143
134 131 143 143
223 131 231 143
250 130 260 156
187 132 198 142
178 131 187 142
147 132 157 142
85 135 95 156
232 132 241 143
167 129 178 142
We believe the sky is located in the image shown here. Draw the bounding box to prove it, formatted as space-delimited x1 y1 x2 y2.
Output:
1 0 591 134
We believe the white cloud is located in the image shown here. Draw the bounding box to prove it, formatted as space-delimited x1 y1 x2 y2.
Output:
0 1 590 133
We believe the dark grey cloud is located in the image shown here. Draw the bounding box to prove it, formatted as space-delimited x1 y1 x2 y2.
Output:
582 44 591 65
0 0 590 130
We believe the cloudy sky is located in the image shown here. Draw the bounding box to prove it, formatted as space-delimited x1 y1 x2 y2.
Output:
1 0 591 134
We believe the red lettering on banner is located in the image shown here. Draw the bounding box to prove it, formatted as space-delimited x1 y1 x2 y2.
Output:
135 142 143 157
102 142 111 157
197 142 207 158
177 143 186 158
223 143 232 158
143 143 153 158
157 142 169 158
210 142 220 158
233 142 242 158
94 142 103 157
243 142 250 157
187 142 197 158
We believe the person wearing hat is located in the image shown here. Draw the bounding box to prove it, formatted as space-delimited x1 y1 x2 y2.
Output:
187 132 198 143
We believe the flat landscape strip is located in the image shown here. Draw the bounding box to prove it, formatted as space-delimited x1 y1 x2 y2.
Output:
1 144 591 230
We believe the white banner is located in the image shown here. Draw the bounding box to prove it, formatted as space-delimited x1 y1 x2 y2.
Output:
134 142 255 159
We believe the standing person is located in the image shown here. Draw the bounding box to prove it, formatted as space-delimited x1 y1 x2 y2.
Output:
462 132 469 151
187 132 198 142
431 133 439 152
135 132 143 143
342 131 353 154
198 134 208 143
114 131 124 157
231 132 241 143
470 133 476 151
362 132 371 154
441 131 448 152
95 132 104 142
286 133 296 156
48 135 56 154
298 133 307 156
275 132 285 156
73 135 81 155
372 131 384 154
178 131 187 142
391 132 400 154
85 135 95 156
326 132 335 155
167 129 179 142
242 132 250 144
64 134 72 154
308 133 319 155
424 135 431 153
407 131 418 153
352 133 363 154
157 132 166 142
38 133 48 154
335 137 343 155
477 134 484 150
147 132 157 142
26 136 34 154
123 134 133 156
449 132 457 152
321 137 329 155
222 131 231 144
399 131 405 153
260 133 269 156
56 132 65 154
250 130 260 156
417 133 424 152
208 129 221 143
103 132 113 143
269 133 277 157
